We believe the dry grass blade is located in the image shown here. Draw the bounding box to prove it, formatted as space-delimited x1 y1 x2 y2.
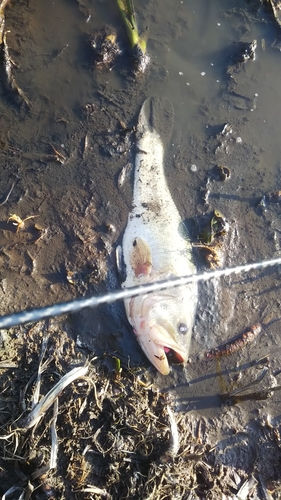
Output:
1 485 24 500
19 364 88 429
0 360 17 368
79 485 111 498
22 481 34 500
1 327 280 497
236 476 258 499
50 397 58 469
32 334 49 408
28 398 59 481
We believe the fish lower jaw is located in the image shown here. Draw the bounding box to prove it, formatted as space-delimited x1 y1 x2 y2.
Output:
148 345 170 375
138 337 186 376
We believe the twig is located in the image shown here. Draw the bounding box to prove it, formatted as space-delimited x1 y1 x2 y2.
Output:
222 384 281 405
0 176 18 206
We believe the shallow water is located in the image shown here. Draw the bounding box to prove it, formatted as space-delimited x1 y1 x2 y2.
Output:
1 0 281 492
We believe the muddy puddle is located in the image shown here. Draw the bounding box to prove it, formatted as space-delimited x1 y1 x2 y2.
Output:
1 0 281 498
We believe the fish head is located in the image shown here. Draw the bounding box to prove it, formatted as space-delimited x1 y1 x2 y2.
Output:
126 287 197 375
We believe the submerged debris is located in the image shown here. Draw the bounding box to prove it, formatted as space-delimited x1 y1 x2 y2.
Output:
131 42 150 74
229 39 257 67
88 2 150 74
193 241 224 268
259 190 281 208
227 39 257 82
102 126 132 157
194 210 228 268
212 164 231 182
198 210 228 245
89 26 121 70
240 39 257 62
267 0 281 27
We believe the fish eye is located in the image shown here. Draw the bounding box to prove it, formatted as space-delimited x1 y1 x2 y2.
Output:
178 323 188 335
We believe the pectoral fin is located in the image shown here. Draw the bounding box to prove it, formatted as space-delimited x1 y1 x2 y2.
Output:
130 237 152 277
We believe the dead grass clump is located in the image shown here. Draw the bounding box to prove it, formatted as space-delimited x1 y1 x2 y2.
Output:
0 320 281 498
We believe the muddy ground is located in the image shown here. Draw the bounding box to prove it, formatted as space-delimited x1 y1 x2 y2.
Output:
1 0 281 498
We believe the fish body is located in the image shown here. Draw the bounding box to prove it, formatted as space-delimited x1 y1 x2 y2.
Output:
120 97 198 375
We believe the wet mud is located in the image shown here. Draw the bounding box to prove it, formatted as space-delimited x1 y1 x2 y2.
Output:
1 0 281 498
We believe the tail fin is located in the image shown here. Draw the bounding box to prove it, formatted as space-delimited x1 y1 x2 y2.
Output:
137 97 174 144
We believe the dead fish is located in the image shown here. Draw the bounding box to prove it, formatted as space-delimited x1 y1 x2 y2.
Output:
118 97 198 375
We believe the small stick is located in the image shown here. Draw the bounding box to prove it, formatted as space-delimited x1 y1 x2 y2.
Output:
222 384 281 405
0 177 18 206
50 144 67 163
82 133 89 159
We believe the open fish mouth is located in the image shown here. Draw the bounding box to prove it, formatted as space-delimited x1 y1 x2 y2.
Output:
137 323 187 375
164 346 185 364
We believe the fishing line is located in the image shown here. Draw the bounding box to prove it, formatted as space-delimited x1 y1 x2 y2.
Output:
0 257 280 329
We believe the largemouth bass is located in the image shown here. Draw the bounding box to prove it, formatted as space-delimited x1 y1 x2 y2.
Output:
120 97 198 375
